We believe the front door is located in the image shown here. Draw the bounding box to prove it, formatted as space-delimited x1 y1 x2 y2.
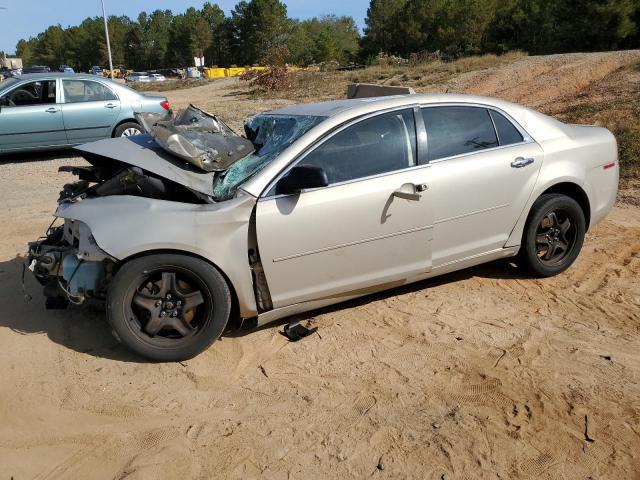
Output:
256 108 433 309
61 79 121 143
0 79 67 152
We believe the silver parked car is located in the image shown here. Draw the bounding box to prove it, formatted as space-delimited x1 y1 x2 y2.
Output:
125 72 151 83
27 94 619 361
0 73 170 154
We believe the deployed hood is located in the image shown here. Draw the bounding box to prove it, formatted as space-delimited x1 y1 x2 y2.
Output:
75 134 217 197
136 105 255 172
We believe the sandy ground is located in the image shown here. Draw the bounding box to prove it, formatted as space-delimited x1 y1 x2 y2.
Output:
1 52 639 479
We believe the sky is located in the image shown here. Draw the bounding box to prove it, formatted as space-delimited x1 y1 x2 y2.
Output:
0 0 370 54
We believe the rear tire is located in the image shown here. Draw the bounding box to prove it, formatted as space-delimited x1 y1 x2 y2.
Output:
107 254 232 362
114 122 143 138
519 194 586 277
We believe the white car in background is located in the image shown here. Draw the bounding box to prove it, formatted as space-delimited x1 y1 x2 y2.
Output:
27 93 619 361
186 68 202 79
149 73 167 82
125 72 151 83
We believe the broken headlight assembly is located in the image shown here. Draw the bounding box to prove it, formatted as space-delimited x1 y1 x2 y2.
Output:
27 219 116 309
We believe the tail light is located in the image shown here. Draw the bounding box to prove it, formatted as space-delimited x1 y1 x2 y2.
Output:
160 100 171 111
603 162 616 170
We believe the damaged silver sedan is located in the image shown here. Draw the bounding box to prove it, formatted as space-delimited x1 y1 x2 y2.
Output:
28 95 618 361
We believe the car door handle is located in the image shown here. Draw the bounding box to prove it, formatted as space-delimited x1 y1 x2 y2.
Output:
511 157 535 168
104 103 117 109
45 107 59 113
393 183 425 201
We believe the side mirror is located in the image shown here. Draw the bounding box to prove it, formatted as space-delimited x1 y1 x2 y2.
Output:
276 165 329 196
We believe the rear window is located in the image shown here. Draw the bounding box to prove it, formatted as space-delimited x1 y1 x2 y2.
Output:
490 110 524 146
422 106 498 161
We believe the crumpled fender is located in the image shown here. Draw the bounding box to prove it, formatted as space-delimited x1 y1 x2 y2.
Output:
55 194 259 317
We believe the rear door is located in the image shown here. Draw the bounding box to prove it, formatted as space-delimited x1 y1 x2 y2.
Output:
61 79 121 143
422 105 544 268
256 108 434 309
0 79 67 152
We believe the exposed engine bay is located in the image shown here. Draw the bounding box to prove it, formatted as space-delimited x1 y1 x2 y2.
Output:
57 156 212 205
55 105 259 205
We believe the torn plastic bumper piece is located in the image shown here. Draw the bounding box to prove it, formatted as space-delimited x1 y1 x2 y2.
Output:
281 321 318 342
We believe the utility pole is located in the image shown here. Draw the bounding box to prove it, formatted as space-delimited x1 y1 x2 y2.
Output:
100 0 114 79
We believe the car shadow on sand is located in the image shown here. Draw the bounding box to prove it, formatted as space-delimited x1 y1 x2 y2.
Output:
0 256 143 363
0 255 531 362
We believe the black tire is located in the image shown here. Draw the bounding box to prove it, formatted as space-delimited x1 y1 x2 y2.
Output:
519 193 586 277
113 121 143 138
107 254 232 362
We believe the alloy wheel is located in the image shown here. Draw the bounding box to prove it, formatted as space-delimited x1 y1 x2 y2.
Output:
535 209 577 267
121 127 142 137
127 269 209 346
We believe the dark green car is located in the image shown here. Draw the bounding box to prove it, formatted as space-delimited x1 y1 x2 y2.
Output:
0 73 170 154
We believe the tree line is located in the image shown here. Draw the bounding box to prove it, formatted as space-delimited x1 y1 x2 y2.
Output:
13 0 640 71
362 0 640 58
15 0 359 71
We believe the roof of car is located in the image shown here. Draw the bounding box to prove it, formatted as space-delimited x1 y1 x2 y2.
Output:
266 92 568 149
10 73 112 81
266 93 528 118
270 93 568 140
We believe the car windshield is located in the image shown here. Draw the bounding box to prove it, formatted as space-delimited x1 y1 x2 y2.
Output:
212 114 325 201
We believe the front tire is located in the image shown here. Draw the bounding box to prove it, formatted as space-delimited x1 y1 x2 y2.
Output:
519 194 586 277
107 254 232 362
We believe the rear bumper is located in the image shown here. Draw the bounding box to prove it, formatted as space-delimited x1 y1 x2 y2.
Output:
586 160 619 229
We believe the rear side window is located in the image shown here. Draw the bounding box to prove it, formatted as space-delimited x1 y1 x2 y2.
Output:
422 106 498 161
490 110 524 146
300 109 417 185
63 80 117 103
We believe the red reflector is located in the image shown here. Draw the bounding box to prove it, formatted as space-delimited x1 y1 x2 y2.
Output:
160 101 170 111
603 162 616 170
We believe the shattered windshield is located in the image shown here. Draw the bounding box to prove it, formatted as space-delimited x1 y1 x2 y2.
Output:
212 114 325 201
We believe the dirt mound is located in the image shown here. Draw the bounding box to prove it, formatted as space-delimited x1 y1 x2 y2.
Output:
450 51 640 107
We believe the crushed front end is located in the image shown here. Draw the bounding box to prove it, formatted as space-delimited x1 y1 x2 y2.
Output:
27 219 115 309
25 107 252 313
